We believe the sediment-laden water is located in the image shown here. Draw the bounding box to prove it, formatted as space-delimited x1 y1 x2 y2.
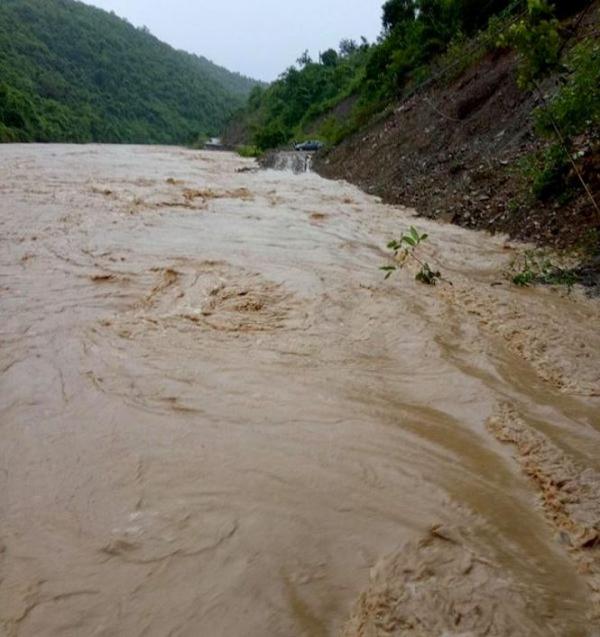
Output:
1 145 599 636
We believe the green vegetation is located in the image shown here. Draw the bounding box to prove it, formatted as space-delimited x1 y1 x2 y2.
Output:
504 0 597 209
381 226 443 285
238 0 532 151
0 0 260 144
520 144 572 201
535 40 600 138
516 33 599 203
237 145 261 158
502 0 562 88
236 0 597 217
511 249 578 287
237 41 371 151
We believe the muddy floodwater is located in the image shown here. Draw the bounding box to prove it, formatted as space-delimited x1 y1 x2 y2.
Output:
1 145 599 637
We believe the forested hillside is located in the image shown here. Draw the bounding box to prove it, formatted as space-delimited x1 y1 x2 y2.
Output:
0 0 259 144
235 0 593 152
236 0 598 253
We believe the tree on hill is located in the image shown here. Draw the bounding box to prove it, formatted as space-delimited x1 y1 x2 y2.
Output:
0 0 262 144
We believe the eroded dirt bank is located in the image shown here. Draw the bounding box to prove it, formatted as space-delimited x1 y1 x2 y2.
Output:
1 145 599 637
313 3 599 253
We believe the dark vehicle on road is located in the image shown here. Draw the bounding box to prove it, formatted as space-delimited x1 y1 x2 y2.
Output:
293 140 324 151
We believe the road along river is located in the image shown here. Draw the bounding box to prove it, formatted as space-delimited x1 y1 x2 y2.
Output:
1 145 599 636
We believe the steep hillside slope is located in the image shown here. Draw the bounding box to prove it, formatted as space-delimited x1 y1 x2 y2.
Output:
315 38 598 250
232 0 597 254
311 2 599 251
0 0 259 144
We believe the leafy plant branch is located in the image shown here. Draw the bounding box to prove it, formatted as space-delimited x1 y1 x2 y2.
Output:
381 226 447 285
510 249 577 288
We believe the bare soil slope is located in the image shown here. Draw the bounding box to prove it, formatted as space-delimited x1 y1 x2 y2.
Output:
315 8 599 252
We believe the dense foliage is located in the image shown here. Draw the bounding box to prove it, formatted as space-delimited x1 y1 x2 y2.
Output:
0 0 259 144
522 37 600 201
244 42 371 150
236 0 523 150
235 0 595 153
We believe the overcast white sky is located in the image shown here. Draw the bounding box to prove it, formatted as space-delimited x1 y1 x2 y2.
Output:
82 1 384 81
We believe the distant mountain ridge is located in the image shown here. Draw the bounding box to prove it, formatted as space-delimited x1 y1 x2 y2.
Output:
0 0 261 143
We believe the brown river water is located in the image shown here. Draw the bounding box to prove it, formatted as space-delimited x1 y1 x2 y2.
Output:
1 145 599 637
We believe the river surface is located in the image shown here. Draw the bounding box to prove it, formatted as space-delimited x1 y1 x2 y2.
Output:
0 145 599 637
